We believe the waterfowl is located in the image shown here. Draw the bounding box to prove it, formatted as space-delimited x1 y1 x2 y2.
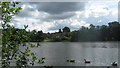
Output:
37 43 40 46
44 65 53 68
31 61 34 66
66 59 75 63
42 57 45 60
84 59 90 63
111 61 117 66
66 59 70 62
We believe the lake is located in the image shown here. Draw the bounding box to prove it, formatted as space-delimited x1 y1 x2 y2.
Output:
27 42 118 66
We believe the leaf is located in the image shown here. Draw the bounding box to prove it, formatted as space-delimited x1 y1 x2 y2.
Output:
9 8 15 12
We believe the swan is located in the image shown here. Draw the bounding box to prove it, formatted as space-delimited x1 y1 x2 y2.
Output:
84 59 90 63
111 61 117 66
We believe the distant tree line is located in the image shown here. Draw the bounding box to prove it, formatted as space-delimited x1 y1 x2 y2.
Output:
29 26 71 42
28 21 120 42
29 30 45 42
3 21 120 42
71 21 120 42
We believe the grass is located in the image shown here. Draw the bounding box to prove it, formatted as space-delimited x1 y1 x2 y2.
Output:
43 39 53 42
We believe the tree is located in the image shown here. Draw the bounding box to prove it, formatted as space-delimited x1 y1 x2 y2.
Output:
30 30 37 42
36 30 44 41
71 22 120 42
100 25 108 41
62 27 70 33
108 21 120 41
58 29 62 33
71 31 79 42
1 2 44 67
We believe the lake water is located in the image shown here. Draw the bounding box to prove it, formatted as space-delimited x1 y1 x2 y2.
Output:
27 42 119 66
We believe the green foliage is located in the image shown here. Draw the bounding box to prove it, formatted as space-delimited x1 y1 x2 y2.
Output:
58 29 62 33
29 30 45 42
0 34 2 45
62 27 70 33
1 2 22 24
52 36 62 42
52 36 71 42
71 21 120 42
0 2 44 67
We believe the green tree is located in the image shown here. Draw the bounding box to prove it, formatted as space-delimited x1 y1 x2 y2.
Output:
71 31 78 42
1 2 44 67
71 22 120 42
108 21 120 41
100 25 108 41
36 30 44 41
30 30 45 42
30 30 37 42
58 29 62 33
62 27 70 33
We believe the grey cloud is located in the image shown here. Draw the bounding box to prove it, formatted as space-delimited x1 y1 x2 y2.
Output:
17 10 32 17
16 3 36 17
16 2 86 20
36 2 85 14
35 2 86 20
45 12 76 20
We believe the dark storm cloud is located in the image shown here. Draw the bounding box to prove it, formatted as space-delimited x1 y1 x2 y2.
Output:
36 2 85 14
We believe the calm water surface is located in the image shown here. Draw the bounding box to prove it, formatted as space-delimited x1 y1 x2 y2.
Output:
28 42 118 66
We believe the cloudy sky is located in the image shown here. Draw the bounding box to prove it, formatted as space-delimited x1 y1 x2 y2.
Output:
9 0 118 33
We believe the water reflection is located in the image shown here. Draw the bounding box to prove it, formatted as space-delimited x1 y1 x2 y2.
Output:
29 42 118 66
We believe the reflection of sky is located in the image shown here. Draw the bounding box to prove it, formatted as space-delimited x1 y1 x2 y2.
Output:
6 1 118 33
29 42 118 66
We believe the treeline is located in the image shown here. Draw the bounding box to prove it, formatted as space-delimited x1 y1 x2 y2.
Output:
29 27 71 42
28 21 120 42
29 30 45 42
3 21 120 42
71 21 120 42
2 28 45 42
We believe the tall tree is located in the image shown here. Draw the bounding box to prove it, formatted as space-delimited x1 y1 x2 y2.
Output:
58 29 62 33
62 27 70 33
